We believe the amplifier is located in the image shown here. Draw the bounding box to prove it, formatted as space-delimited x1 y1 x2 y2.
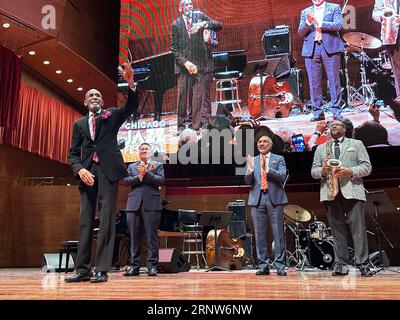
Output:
263 26 291 56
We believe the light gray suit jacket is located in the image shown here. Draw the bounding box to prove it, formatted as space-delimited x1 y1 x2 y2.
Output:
125 160 165 212
245 153 288 207
311 138 372 202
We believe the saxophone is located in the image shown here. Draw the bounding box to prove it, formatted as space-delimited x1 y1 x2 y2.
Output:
325 134 341 199
381 0 399 44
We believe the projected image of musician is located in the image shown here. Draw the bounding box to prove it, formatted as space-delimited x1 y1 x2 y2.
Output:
170 0 222 133
373 0 400 99
298 0 344 122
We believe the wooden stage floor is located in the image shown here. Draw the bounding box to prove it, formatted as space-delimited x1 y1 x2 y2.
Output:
1 267 400 300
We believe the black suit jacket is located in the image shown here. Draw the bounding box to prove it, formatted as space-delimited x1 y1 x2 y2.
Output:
68 89 139 183
170 12 222 75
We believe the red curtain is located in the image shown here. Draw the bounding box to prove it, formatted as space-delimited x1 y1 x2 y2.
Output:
0 46 21 129
0 84 82 164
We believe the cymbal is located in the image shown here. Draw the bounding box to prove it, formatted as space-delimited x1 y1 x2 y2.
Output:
344 43 361 53
284 205 311 222
343 32 382 50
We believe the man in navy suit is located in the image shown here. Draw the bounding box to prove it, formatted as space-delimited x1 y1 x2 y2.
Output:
245 135 288 276
66 64 139 283
298 0 344 121
123 143 165 277
170 0 222 132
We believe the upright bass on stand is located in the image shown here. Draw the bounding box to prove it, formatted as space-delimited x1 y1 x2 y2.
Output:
248 74 294 119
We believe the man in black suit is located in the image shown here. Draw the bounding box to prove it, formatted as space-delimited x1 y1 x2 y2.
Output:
123 143 165 277
170 0 222 132
65 64 139 283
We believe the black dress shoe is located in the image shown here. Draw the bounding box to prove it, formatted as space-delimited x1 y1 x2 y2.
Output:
64 272 92 283
90 271 108 283
123 267 140 277
255 268 270 276
277 269 287 276
148 267 158 277
310 114 326 122
332 264 348 276
360 267 374 277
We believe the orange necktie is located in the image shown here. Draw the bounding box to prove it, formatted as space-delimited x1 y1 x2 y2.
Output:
261 155 268 191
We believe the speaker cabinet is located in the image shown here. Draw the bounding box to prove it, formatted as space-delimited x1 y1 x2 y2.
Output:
263 26 291 56
158 248 190 273
41 253 75 273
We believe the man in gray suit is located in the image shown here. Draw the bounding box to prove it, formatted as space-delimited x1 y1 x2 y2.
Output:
123 143 165 277
298 0 344 121
311 120 374 276
373 0 400 99
245 136 288 276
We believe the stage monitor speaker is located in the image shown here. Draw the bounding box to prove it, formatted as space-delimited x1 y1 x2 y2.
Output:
41 253 75 273
263 26 291 56
158 248 191 273
369 250 390 268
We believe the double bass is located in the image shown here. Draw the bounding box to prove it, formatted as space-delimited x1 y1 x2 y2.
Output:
205 229 246 270
248 74 294 119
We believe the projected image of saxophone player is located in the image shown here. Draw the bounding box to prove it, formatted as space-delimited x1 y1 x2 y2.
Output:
373 0 400 99
311 120 375 277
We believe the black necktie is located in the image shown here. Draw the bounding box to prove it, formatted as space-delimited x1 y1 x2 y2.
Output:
334 140 340 159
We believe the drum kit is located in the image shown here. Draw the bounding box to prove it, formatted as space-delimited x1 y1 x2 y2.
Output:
284 204 335 270
342 32 396 108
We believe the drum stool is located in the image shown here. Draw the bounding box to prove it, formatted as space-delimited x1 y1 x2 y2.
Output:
214 71 242 114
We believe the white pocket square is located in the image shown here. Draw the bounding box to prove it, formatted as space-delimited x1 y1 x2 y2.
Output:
347 147 356 152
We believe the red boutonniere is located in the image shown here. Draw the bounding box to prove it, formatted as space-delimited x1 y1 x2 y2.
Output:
149 164 155 171
101 111 112 120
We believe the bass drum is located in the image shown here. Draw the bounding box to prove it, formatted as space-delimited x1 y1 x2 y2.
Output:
309 239 335 270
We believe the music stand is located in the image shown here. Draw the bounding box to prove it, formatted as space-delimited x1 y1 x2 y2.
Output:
242 57 282 120
365 190 398 273
199 211 232 271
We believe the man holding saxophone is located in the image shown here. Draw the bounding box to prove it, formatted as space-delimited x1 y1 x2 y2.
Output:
311 120 374 277
373 0 400 99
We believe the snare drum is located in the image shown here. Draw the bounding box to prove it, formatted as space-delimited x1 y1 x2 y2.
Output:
309 221 328 239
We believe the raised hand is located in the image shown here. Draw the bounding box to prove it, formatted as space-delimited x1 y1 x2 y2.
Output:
121 62 135 88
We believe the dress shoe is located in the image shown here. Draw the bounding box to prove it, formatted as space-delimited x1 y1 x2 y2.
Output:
332 264 348 276
310 113 325 122
90 271 108 283
277 269 287 276
255 268 270 276
123 267 140 277
360 267 374 277
148 267 158 277
64 272 92 283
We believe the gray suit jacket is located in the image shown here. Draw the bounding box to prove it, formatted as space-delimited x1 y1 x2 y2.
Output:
125 160 165 211
298 2 344 57
245 153 288 206
311 138 372 202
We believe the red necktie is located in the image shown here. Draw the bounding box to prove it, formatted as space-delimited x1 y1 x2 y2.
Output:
261 155 268 191
187 18 192 37
91 114 99 162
